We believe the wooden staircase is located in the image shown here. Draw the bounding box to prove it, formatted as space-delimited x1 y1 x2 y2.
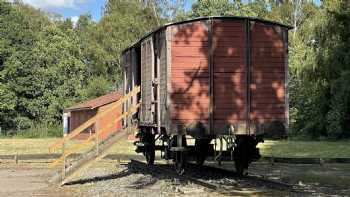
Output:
48 86 140 185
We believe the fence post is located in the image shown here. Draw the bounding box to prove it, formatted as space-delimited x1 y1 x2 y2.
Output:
62 141 66 181
15 152 18 164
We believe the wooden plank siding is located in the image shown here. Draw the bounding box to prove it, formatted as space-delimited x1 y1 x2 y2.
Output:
170 21 210 125
213 20 247 124
157 31 169 127
97 102 122 140
68 102 122 140
122 17 290 136
250 22 287 123
69 109 96 138
140 38 155 124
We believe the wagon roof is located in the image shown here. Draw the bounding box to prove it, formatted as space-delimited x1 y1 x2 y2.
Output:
65 91 122 112
122 16 292 54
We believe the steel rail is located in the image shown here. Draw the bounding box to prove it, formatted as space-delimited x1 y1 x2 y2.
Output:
128 159 304 193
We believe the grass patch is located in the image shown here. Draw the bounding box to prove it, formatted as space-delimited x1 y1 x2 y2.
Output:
0 138 59 155
0 123 62 138
0 138 93 155
1 137 350 159
258 140 350 158
0 136 135 155
299 172 350 188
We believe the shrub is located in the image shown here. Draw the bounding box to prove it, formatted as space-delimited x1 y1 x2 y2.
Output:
14 123 62 138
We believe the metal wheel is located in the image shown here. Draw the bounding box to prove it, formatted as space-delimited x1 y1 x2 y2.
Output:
194 139 209 166
142 130 155 165
234 137 248 176
145 144 155 165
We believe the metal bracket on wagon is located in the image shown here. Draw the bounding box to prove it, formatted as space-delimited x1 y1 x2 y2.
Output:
170 147 187 152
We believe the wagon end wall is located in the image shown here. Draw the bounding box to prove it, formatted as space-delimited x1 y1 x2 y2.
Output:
169 19 289 137
122 17 290 138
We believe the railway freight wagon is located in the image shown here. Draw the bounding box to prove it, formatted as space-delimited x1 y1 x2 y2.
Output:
122 17 291 175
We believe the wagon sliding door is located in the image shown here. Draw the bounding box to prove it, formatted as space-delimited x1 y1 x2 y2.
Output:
122 49 138 127
140 38 155 125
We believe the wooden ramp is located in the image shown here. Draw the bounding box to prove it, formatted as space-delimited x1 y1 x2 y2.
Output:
48 86 140 185
50 127 137 185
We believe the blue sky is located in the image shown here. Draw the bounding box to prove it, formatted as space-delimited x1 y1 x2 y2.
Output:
22 0 107 22
22 0 320 22
21 0 195 22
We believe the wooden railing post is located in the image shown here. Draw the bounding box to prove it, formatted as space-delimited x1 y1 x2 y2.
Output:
49 88 141 170
49 86 140 153
95 118 100 156
127 108 130 134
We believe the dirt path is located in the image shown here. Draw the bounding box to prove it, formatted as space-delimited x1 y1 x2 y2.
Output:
1 160 349 197
0 164 73 197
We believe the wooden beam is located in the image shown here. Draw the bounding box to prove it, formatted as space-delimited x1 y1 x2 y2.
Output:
49 104 140 168
49 86 140 152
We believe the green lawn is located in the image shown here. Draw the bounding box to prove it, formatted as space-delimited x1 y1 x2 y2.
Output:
0 138 57 155
258 140 350 158
0 138 94 155
0 137 134 155
1 138 350 158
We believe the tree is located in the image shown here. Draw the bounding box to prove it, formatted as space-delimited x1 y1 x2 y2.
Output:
0 1 48 129
310 0 350 138
2 24 87 124
0 1 88 129
188 0 272 18
289 0 350 139
83 0 159 82
267 0 318 37
83 76 113 99
1 0 349 139
190 0 236 17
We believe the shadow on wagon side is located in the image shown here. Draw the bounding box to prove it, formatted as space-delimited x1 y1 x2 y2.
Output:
122 16 291 175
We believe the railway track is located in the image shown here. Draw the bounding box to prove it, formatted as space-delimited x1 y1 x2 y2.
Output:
128 159 305 194
129 159 218 190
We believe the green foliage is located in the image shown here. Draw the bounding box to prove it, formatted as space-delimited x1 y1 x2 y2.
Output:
288 0 350 139
0 0 349 140
190 0 236 16
0 82 16 129
2 21 87 124
92 0 159 81
84 76 113 99
0 0 159 136
189 0 270 18
188 0 350 139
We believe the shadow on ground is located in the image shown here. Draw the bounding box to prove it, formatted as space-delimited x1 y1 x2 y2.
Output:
63 160 298 196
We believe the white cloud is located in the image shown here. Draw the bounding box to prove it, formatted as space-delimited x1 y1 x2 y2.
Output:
22 0 87 9
71 16 79 26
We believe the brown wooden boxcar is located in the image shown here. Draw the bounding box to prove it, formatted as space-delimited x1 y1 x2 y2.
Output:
122 17 291 175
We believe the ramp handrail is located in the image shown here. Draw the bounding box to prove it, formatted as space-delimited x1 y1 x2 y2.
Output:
59 126 139 185
49 103 140 168
49 86 140 153
49 86 141 184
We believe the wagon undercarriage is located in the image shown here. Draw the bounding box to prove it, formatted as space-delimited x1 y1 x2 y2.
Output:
134 127 263 175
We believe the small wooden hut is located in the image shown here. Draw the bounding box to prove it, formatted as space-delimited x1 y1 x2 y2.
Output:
63 91 122 139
